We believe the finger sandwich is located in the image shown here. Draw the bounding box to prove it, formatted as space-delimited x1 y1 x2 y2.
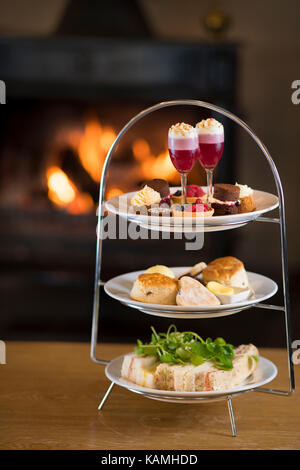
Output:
121 344 259 391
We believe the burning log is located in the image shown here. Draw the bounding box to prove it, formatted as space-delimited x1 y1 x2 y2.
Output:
60 147 99 202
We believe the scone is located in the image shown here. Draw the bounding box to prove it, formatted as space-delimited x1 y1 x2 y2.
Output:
202 256 249 289
176 276 220 306
130 273 178 305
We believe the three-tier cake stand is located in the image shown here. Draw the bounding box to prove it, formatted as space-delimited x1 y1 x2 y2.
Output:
90 100 295 437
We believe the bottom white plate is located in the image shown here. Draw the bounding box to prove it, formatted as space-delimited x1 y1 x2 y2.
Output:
105 355 278 400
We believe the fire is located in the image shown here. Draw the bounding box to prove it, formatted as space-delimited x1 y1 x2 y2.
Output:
46 166 94 214
77 119 116 183
106 187 123 200
132 138 179 183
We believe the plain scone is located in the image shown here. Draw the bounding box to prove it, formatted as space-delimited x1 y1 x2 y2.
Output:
130 273 178 305
202 256 249 289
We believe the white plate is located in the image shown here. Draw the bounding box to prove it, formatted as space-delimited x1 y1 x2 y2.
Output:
135 219 248 233
104 268 278 318
105 355 278 399
105 187 279 229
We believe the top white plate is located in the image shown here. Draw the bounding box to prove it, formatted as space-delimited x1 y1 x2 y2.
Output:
105 187 279 229
105 355 278 398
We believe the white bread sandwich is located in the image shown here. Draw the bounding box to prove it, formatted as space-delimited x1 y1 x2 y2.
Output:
121 353 158 388
121 344 259 392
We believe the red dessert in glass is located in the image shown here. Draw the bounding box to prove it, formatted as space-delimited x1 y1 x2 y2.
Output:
168 123 198 204
196 118 224 204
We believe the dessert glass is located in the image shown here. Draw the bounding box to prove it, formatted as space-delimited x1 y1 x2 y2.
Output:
168 123 198 204
196 118 224 205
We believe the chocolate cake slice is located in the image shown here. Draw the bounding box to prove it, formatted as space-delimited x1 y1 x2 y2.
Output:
213 184 240 202
212 183 240 216
141 179 170 198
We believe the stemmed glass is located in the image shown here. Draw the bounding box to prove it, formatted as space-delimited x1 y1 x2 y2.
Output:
196 119 224 205
168 123 198 204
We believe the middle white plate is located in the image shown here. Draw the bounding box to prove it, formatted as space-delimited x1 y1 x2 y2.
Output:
104 268 278 319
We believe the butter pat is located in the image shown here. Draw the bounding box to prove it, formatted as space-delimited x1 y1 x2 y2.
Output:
206 281 234 296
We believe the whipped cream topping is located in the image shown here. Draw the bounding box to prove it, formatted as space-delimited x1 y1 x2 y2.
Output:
168 122 198 150
169 122 197 138
235 183 253 198
196 118 224 135
131 185 161 207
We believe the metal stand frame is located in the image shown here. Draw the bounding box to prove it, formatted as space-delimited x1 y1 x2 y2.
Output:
90 100 295 437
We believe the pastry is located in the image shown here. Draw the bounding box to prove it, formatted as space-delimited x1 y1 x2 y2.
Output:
130 273 178 305
211 183 240 216
172 185 206 204
176 276 220 306
130 185 161 208
147 205 172 217
141 179 170 199
144 265 175 279
172 200 214 217
214 183 240 202
202 256 249 288
235 183 256 213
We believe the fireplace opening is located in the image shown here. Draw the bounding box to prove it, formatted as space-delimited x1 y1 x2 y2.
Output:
1 39 259 345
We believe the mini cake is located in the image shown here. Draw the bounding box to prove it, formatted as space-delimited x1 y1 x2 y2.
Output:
211 184 240 216
141 179 170 199
172 200 214 218
176 276 220 306
235 183 256 213
202 256 249 289
172 185 206 204
130 273 178 305
130 185 161 208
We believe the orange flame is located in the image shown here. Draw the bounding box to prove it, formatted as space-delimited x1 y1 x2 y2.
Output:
132 138 179 183
46 166 94 214
77 119 116 183
106 187 123 200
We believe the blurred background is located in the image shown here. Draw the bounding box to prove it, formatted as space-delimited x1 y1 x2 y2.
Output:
0 0 299 347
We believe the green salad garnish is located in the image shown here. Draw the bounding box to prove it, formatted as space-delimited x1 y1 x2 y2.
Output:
135 324 235 371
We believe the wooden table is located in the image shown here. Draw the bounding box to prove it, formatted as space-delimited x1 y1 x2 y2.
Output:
0 342 299 450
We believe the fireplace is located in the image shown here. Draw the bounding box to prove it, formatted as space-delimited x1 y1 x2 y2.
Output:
0 37 248 343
